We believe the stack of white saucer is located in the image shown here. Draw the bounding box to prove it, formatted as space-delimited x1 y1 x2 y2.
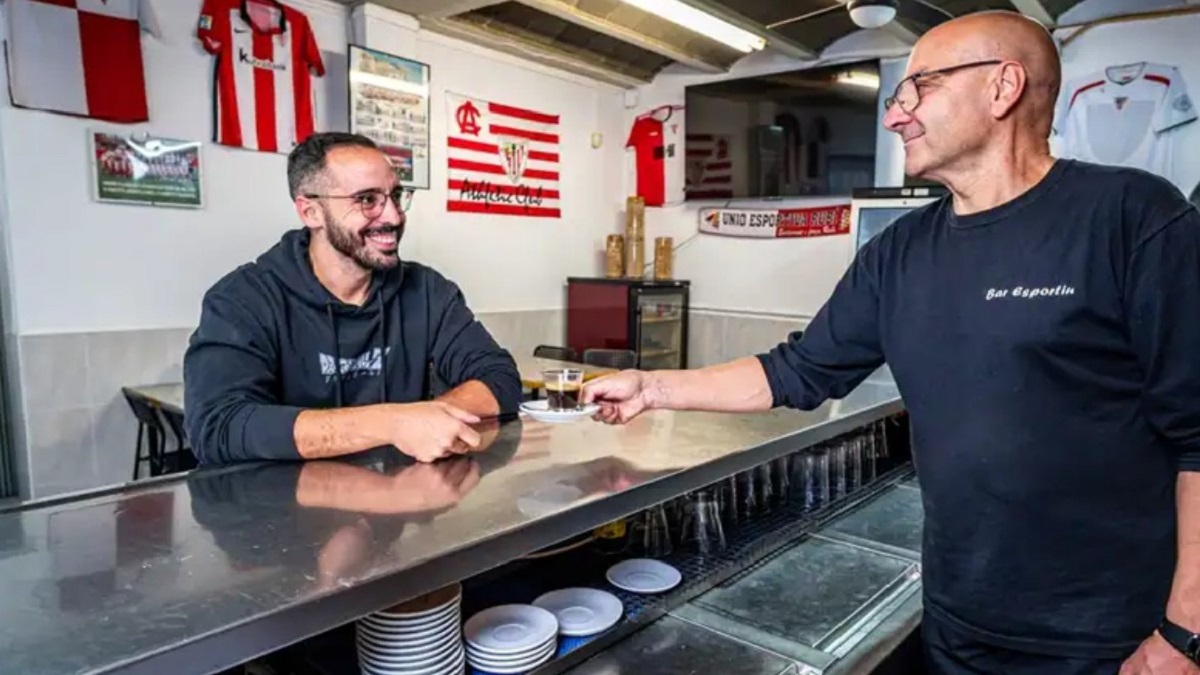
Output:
463 604 558 674
356 583 465 675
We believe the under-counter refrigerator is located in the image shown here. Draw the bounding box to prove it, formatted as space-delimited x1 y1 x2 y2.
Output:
566 277 690 370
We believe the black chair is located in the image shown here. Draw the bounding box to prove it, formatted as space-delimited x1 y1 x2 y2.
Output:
159 409 199 474
533 345 579 362
583 348 638 370
121 388 167 480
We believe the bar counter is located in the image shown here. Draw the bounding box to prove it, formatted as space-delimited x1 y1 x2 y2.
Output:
0 380 904 675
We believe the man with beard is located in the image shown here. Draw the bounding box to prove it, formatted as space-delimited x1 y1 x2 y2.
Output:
184 133 521 466
583 11 1200 675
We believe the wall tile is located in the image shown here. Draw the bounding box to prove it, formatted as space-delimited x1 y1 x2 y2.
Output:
19 333 90 411
3 333 30 497
687 312 725 369
478 310 564 360
92 398 139 488
163 328 195 380
27 406 96 499
84 330 173 408
687 312 810 369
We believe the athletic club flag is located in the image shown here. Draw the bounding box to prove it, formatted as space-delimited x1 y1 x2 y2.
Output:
445 92 561 218
4 0 161 123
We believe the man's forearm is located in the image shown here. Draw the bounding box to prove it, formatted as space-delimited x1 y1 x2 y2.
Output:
1168 471 1200 627
297 462 391 508
436 380 500 416
646 356 775 413
294 406 390 460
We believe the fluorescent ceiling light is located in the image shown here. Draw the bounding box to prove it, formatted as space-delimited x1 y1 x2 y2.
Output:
618 0 767 53
837 72 881 89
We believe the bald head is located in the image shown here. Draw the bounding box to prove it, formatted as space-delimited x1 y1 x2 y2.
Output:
883 10 1063 182
916 11 1061 135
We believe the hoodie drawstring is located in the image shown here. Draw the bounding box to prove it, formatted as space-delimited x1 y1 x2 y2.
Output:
377 292 388 403
326 303 344 407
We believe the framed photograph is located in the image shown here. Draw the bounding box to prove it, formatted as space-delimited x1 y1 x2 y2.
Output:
88 131 204 209
348 45 431 190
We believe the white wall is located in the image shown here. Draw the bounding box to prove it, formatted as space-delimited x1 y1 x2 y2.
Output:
1052 11 1200 194
626 33 911 319
0 0 625 336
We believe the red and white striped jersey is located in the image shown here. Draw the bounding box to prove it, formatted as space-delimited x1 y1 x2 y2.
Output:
684 133 733 200
4 0 160 122
197 0 325 153
1054 62 1196 185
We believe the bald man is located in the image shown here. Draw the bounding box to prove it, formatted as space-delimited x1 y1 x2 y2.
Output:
583 11 1200 675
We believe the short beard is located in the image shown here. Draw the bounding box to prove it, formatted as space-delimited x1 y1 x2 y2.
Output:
322 205 403 272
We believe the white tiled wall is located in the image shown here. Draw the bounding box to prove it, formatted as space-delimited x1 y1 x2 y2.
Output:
687 309 810 369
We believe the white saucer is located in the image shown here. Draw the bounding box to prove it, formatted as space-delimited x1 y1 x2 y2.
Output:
467 641 556 674
532 588 624 636
357 634 459 667
361 644 463 675
464 604 559 655
466 637 555 665
519 400 599 424
606 559 682 594
376 583 462 619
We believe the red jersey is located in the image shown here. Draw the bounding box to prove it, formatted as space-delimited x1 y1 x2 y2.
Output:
197 0 325 153
626 108 684 207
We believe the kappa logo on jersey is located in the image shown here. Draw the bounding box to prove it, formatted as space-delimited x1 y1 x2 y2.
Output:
238 47 287 71
456 101 482 136
500 141 529 183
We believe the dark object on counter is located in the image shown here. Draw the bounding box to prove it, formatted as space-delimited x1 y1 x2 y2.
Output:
566 277 689 370
533 344 579 362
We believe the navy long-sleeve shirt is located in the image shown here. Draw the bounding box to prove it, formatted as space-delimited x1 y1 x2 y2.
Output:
184 229 522 465
758 160 1200 657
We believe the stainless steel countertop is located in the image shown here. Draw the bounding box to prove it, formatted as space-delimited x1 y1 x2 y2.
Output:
0 381 901 675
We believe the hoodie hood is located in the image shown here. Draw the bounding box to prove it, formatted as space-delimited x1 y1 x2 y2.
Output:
255 228 408 406
257 228 406 313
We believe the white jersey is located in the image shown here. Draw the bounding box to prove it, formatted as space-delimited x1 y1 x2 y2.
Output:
1054 62 1197 186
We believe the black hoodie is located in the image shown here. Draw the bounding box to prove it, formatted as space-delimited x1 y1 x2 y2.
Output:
183 228 522 465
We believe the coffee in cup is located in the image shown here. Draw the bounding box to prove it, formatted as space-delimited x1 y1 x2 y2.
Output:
543 368 584 411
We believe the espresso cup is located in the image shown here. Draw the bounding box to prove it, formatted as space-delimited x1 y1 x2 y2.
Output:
543 368 584 410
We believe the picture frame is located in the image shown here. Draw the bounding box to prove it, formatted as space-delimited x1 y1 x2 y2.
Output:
88 130 204 209
348 45 432 190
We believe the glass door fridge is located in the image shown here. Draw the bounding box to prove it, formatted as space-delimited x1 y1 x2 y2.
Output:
566 278 690 370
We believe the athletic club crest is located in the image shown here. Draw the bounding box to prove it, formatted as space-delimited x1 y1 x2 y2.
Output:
500 140 529 183
455 100 482 136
